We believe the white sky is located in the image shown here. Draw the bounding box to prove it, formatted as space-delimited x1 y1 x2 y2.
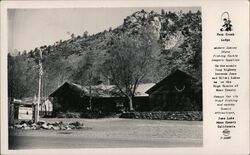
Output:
8 7 199 52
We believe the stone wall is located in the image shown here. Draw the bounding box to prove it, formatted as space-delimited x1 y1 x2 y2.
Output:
120 111 202 121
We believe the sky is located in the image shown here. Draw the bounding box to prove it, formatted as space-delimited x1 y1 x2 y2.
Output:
8 7 199 52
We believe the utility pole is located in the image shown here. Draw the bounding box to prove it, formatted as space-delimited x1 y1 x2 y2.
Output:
35 49 43 123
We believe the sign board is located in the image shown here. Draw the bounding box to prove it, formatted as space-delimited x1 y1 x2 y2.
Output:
18 106 33 120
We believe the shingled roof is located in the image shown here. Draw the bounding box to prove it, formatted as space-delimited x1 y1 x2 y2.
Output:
49 82 155 98
145 69 199 94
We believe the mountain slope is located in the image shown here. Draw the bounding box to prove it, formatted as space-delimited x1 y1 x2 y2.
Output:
8 9 202 98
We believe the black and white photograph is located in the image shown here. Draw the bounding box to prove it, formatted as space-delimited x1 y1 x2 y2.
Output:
7 7 202 149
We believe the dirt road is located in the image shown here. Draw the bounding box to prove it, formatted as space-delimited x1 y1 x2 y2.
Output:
9 118 202 149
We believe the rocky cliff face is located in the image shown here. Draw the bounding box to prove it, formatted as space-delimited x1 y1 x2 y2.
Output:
8 9 202 98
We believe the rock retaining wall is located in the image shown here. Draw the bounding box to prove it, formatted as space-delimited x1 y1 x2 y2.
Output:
120 111 202 121
9 120 89 130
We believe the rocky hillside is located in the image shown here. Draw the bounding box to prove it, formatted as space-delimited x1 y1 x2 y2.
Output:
8 9 202 98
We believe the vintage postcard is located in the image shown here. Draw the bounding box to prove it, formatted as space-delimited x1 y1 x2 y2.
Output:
1 0 249 155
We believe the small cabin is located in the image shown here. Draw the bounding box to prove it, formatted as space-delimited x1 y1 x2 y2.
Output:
49 82 87 113
145 69 202 111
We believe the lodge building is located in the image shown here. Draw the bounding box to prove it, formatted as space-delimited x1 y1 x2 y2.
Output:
49 69 202 114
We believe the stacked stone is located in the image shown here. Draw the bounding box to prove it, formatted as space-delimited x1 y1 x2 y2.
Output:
120 111 202 121
10 120 86 130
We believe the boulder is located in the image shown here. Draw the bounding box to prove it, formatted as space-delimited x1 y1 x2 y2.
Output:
30 126 36 130
59 125 66 130
14 124 22 129
69 125 75 129
24 126 31 130
30 123 37 129
70 121 81 127
41 124 48 129
37 120 46 125
36 125 41 130
26 120 33 125
21 123 27 128
66 127 72 130
48 125 54 130
52 126 60 130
